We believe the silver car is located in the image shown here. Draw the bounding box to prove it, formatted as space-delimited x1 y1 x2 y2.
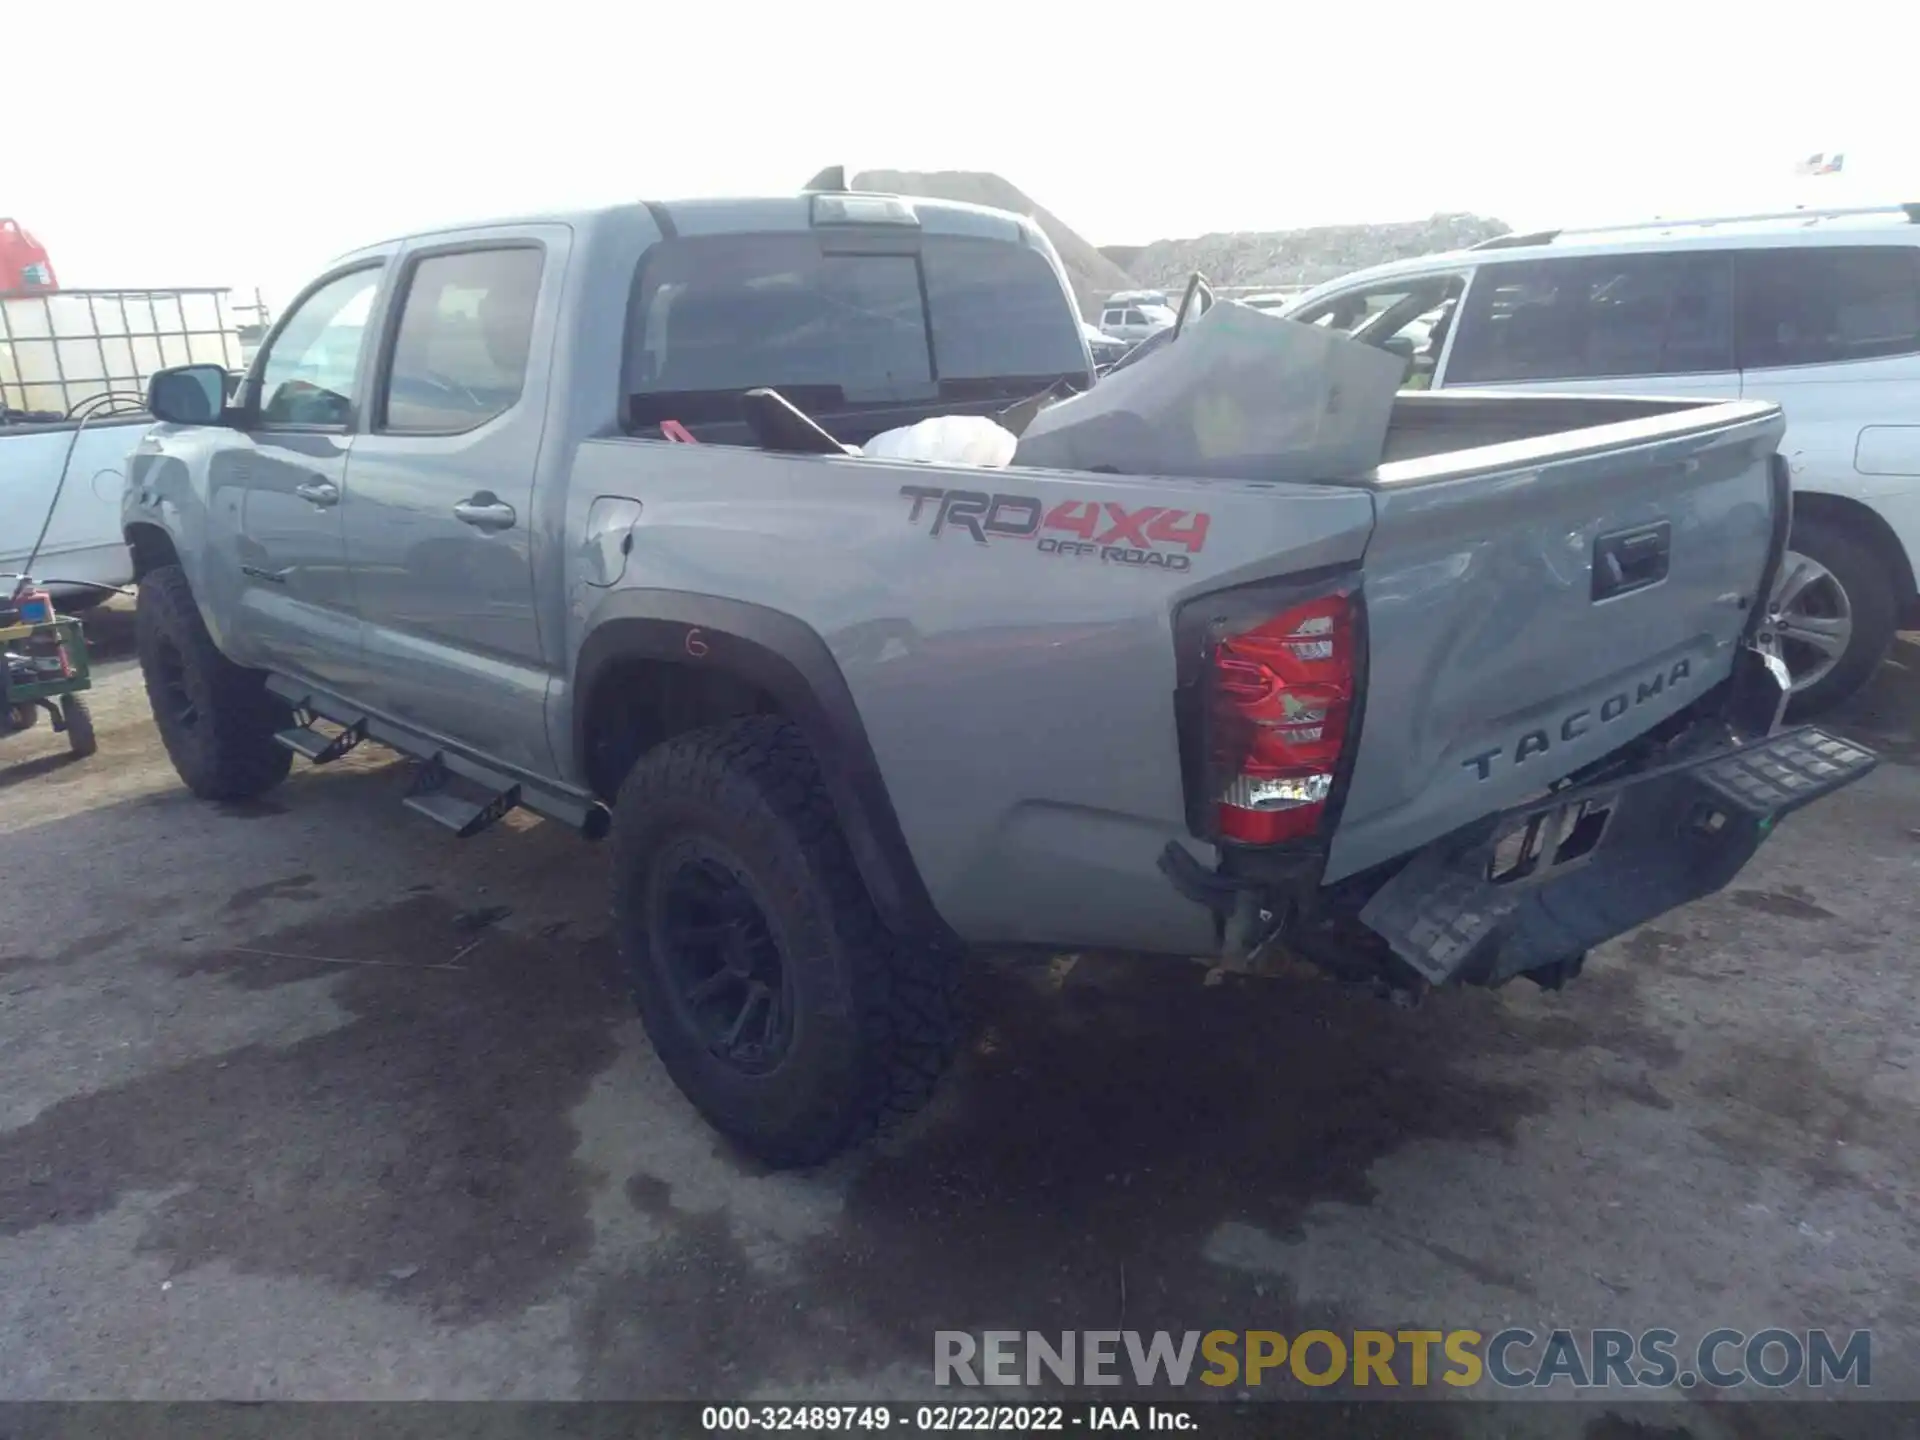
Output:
1098 301 1175 344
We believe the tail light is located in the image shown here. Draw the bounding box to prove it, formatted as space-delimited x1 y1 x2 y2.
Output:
1208 592 1356 844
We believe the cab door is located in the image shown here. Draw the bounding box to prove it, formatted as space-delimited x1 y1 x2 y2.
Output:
337 230 561 776
224 262 388 685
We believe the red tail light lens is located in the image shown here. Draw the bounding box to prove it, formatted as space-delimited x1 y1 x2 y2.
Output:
1209 592 1355 844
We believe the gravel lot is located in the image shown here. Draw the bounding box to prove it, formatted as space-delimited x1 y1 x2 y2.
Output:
3 602 1917 1434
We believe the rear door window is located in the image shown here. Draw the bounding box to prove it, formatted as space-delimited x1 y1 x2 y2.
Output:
626 232 1086 415
1447 253 1734 383
1737 246 1920 369
380 246 544 434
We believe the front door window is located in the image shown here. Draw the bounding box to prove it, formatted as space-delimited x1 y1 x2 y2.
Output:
255 268 382 428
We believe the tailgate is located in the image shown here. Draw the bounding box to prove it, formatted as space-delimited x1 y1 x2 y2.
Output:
1324 399 1788 884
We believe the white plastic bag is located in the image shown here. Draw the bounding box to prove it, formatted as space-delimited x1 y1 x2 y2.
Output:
860 414 1018 468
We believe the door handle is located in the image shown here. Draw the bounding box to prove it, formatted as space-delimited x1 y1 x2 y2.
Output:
453 493 517 531
294 479 339 507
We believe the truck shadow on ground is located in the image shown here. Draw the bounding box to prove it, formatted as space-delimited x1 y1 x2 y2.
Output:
579 953 1677 1403
1 755 1680 1416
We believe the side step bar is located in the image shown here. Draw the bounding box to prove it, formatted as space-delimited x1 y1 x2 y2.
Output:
275 704 367 765
402 786 523 839
264 677 610 841
403 755 523 840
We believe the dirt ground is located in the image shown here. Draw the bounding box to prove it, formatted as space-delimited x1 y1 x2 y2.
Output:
3 601 1917 1435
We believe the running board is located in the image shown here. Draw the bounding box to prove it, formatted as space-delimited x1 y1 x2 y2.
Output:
275 705 367 765
263 676 611 841
403 768 523 840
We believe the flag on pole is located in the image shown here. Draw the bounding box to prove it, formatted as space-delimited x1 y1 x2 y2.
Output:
1795 152 1846 176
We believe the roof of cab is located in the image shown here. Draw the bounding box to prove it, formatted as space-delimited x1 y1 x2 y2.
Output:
350 190 1042 255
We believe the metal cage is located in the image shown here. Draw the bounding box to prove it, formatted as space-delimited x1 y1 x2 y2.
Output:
0 287 244 419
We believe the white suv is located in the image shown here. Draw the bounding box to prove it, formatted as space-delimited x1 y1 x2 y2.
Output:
1099 300 1177 345
1281 202 1920 717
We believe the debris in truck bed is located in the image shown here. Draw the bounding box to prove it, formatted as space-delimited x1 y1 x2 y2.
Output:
1013 301 1406 482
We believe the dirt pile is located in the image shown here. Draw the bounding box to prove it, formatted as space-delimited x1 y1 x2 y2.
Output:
851 169 1132 320
1124 213 1512 291
849 169 1511 311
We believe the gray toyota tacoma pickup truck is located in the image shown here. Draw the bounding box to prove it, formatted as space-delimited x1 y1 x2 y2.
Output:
124 186 1876 1165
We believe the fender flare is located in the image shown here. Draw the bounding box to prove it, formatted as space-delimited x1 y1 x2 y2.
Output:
574 590 951 943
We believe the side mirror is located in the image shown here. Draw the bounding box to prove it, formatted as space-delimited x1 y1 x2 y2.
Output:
147 364 229 425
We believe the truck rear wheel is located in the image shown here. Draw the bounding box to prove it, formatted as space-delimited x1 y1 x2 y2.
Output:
610 714 958 1167
135 564 293 800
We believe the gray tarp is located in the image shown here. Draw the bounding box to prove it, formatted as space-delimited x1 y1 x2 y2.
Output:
1012 301 1406 483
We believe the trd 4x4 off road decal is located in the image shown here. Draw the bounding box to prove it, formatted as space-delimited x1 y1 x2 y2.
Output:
899 485 1210 572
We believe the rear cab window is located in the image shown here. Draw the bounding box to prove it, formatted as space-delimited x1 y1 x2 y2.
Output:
1446 252 1734 383
624 231 1089 434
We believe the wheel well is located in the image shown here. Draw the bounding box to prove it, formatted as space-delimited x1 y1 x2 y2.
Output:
582 657 782 800
1792 492 1917 606
572 605 953 944
124 523 181 582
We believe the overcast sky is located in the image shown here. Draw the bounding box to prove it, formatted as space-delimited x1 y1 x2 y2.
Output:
13 0 1917 308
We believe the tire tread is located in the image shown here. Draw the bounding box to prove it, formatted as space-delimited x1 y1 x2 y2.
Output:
135 565 292 800
611 715 958 1165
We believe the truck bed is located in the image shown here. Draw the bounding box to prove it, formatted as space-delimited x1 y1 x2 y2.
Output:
2 414 149 598
569 390 1788 955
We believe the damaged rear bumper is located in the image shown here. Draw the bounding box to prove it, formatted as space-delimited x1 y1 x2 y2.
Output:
1358 724 1877 988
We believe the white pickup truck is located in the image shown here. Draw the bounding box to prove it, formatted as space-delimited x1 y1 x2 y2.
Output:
1 416 149 602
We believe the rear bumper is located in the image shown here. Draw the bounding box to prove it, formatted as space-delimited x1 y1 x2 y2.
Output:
1358 724 1877 988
